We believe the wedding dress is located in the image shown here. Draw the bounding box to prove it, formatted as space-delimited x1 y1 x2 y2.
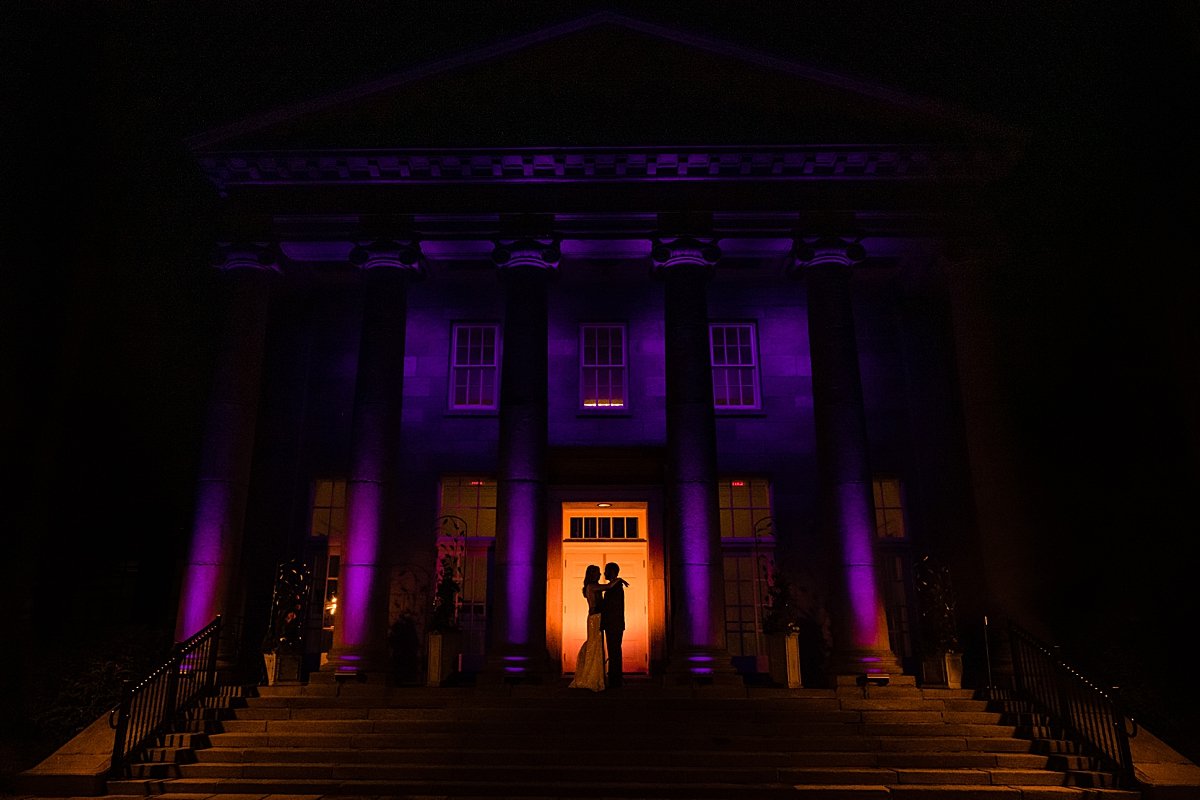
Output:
569 588 606 692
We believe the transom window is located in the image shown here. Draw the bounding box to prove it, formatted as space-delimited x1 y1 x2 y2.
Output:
438 476 497 538
710 323 760 409
566 515 640 539
873 477 907 539
450 324 499 409
718 478 773 538
310 479 347 539
580 324 627 409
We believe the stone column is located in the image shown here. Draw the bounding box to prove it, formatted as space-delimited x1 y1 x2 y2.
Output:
486 238 557 682
790 236 902 680
326 239 422 676
653 237 736 682
176 243 278 643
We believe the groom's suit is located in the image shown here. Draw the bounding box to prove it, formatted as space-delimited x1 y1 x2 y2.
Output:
600 573 625 688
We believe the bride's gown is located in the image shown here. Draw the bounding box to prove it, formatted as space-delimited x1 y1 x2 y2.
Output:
569 590 606 692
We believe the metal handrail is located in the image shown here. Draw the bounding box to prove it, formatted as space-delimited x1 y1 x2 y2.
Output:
108 616 221 777
1006 619 1137 788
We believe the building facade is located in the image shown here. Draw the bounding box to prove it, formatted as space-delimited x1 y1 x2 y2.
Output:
175 14 1026 687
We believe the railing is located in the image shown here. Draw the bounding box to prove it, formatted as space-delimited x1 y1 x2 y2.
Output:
108 616 221 776
1006 619 1137 787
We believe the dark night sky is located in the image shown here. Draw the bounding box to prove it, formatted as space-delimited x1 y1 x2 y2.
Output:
3 0 1198 740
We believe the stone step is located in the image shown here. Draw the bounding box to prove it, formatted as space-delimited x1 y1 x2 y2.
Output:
791 790 1141 800
105 776 1142 799
190 746 1052 769
207 730 885 751
169 761 1078 785
216 717 874 735
231 704 865 721
107 776 803 798
212 716 1019 739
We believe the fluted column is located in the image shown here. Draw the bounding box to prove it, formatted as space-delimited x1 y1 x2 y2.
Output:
327 239 423 675
653 237 736 682
176 243 279 642
487 238 558 681
790 236 902 680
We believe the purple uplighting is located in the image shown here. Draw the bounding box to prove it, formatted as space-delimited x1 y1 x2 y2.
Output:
176 483 233 639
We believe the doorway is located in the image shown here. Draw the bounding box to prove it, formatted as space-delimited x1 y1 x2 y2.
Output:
560 502 649 674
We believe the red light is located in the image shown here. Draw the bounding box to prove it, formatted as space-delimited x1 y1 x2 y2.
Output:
469 481 484 486
731 481 745 487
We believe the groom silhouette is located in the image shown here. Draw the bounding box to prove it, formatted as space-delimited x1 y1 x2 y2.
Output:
600 562 624 688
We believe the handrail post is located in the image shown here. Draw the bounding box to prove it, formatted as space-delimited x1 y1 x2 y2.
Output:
107 680 133 778
162 643 183 734
1111 685 1136 787
982 615 994 692
206 615 222 693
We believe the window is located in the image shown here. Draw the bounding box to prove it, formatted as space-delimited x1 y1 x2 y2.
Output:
566 514 641 539
719 477 774 669
872 476 914 659
310 479 347 539
718 478 773 538
310 479 347 654
450 324 499 409
437 477 498 672
873 478 907 539
709 323 760 409
723 550 772 661
438 477 497 537
580 324 626 409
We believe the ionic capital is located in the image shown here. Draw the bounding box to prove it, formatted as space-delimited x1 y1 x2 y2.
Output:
788 236 866 277
211 242 281 273
491 238 561 271
650 236 721 277
348 238 424 275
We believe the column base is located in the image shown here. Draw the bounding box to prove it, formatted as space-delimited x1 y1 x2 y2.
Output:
321 647 390 681
476 648 552 687
824 647 905 687
663 646 743 688
308 668 391 687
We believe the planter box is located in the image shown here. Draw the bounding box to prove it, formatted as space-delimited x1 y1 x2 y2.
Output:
262 652 304 685
921 651 964 689
426 630 463 687
767 631 803 688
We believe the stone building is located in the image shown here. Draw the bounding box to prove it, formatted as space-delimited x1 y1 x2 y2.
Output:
177 12 1028 688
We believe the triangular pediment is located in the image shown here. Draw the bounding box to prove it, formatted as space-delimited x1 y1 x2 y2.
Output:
188 12 1019 153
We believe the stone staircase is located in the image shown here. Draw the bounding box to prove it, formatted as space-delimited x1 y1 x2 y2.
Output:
104 676 1143 799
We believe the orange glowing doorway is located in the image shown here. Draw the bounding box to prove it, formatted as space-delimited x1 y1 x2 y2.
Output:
560 502 649 674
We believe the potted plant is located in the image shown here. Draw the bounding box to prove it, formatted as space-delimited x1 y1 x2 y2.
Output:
426 546 464 686
761 569 803 688
914 554 963 688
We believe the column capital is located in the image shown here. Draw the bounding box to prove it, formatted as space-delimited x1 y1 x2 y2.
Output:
788 236 867 275
491 238 560 271
650 236 721 276
211 242 281 273
348 238 424 274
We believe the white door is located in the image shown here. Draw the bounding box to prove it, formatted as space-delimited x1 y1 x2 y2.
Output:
561 504 648 674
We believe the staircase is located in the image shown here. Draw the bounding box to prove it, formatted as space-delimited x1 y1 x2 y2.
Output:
105 676 1142 799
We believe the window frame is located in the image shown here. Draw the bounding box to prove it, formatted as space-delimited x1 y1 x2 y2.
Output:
578 322 629 411
708 321 762 411
448 323 501 411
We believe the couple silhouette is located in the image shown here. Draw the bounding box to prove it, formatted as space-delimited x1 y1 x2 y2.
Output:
568 562 627 692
